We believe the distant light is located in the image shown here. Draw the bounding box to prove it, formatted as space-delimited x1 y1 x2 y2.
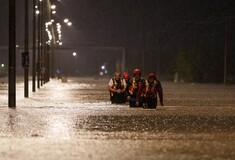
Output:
52 11 56 14
64 19 69 23
73 52 77 56
50 19 54 22
36 10 40 14
100 72 104 76
101 65 105 70
1 64 4 68
67 22 72 26
47 21 52 25
59 42 63 45
51 5 56 10
35 6 38 9
16 44 19 48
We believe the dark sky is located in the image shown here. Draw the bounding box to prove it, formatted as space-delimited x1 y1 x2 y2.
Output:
56 0 235 46
1 0 235 76
57 0 235 75
1 0 234 46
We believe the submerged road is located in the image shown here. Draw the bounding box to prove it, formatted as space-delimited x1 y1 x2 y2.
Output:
0 77 235 160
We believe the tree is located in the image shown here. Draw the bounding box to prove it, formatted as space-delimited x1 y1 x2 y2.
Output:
176 43 224 83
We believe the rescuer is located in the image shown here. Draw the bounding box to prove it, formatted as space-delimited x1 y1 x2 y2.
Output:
108 71 127 104
123 72 131 102
128 69 145 107
144 72 164 109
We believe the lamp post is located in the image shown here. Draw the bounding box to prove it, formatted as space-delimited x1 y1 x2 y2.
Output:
224 13 228 84
32 0 36 92
73 52 77 75
37 0 41 89
9 0 16 108
23 0 29 98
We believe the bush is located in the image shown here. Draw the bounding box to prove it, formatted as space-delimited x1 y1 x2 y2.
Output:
176 43 224 83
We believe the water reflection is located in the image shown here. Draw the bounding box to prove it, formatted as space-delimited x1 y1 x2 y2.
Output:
47 115 71 138
7 108 17 132
74 115 235 133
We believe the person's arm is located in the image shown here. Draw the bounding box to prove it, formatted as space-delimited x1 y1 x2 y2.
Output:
157 81 164 106
108 79 116 93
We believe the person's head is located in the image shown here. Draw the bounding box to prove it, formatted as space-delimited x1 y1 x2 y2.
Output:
133 69 141 80
123 72 130 80
148 72 156 83
114 71 121 80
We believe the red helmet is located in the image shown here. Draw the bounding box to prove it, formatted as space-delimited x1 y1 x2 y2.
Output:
123 72 130 79
133 69 141 76
148 72 156 78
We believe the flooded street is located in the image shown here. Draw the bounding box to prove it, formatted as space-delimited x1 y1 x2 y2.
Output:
0 77 235 160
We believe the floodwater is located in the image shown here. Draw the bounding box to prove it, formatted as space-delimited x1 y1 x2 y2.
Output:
0 77 235 160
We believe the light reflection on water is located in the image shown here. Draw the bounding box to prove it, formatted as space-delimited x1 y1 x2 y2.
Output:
47 115 71 138
0 77 235 159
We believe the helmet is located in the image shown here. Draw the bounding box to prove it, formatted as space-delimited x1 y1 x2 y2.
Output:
133 69 141 76
148 72 156 78
123 72 130 79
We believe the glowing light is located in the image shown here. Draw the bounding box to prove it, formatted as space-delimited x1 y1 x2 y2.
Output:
1 64 4 68
36 10 40 14
51 5 56 10
59 42 63 45
52 11 56 14
67 22 72 26
100 72 104 76
101 65 105 70
64 19 69 23
73 52 77 56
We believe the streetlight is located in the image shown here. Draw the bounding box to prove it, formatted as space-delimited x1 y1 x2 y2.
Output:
64 18 69 23
63 18 72 26
73 52 78 75
51 5 56 10
67 22 72 26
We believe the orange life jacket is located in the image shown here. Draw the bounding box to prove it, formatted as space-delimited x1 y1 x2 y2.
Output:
145 79 158 98
129 78 144 101
110 78 124 96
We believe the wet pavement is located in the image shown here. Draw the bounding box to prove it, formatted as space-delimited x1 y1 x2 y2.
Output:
0 77 235 160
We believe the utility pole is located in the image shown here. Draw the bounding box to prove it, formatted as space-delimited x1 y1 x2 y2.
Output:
41 0 45 86
37 0 41 89
9 0 16 108
23 0 29 97
224 13 228 84
32 0 36 92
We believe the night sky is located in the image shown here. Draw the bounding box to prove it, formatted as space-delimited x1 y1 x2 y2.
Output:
0 0 235 77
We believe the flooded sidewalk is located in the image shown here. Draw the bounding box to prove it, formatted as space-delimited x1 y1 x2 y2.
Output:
0 77 235 160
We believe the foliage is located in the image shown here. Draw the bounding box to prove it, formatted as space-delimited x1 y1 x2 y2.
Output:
176 43 224 83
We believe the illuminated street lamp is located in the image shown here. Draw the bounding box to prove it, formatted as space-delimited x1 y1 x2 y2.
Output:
63 18 72 26
36 10 40 14
73 52 78 75
64 18 69 23
51 5 56 10
67 22 72 26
